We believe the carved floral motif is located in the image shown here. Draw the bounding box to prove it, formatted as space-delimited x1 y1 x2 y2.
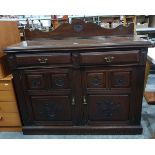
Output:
96 99 121 118
38 101 63 120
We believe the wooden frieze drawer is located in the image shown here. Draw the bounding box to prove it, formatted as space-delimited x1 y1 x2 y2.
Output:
0 113 21 126
15 53 71 66
80 50 140 65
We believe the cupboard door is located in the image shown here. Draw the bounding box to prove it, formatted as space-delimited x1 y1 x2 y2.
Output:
24 94 76 126
81 67 133 125
30 95 72 123
19 68 77 126
87 95 130 123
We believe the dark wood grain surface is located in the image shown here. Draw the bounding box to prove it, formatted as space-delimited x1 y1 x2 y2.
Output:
5 36 152 52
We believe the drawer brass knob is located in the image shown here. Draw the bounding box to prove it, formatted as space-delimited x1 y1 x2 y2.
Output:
38 58 48 64
0 116 3 121
104 56 115 63
72 97 75 105
83 96 87 105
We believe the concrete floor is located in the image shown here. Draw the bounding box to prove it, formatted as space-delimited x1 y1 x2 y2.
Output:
0 74 155 139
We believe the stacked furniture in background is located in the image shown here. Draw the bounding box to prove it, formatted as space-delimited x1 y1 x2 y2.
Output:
0 21 21 131
0 75 21 131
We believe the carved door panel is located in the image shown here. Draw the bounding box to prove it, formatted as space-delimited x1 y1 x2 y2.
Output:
110 70 132 89
31 96 71 121
22 71 46 90
26 95 74 125
50 71 71 90
87 95 130 124
21 68 72 91
82 69 107 90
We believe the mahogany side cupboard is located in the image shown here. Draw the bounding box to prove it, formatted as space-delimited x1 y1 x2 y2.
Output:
4 20 152 134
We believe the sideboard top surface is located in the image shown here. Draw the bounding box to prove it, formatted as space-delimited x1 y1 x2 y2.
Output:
4 35 152 52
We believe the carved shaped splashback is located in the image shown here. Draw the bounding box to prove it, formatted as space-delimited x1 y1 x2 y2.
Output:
24 19 134 40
